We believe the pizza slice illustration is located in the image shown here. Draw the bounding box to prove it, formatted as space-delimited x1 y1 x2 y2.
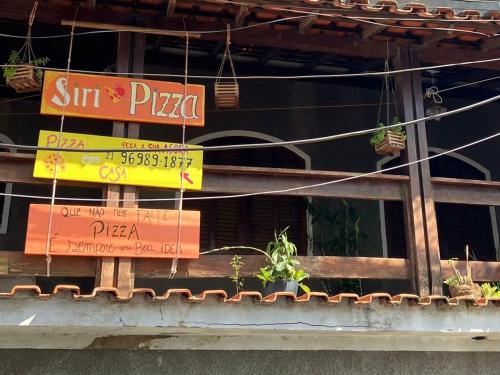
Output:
43 153 66 174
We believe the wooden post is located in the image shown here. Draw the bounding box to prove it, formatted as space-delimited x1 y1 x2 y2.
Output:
393 47 430 296
409 50 443 295
95 32 145 296
116 32 145 296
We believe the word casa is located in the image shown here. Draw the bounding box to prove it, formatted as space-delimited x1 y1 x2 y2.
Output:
50 77 200 119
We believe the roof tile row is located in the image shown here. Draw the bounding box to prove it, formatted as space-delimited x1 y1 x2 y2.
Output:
77 0 500 21
1 285 499 307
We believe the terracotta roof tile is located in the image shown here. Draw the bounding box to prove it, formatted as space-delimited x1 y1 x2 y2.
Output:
0 285 499 308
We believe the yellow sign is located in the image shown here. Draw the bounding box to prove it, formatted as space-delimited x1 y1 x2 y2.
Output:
34 130 203 190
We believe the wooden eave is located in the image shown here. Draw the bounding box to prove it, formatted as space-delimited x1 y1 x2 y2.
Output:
1 0 500 70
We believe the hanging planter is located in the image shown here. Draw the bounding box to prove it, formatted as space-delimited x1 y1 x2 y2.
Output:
214 24 239 110
369 117 406 156
3 51 48 93
2 2 49 93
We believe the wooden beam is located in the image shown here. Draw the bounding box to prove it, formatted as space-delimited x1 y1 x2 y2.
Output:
2 153 499 205
0 154 408 201
258 48 280 65
361 24 386 40
481 36 500 52
60 20 201 38
209 41 225 59
441 260 500 282
394 47 430 297
303 53 335 73
2 0 500 70
410 49 443 295
298 16 317 33
0 252 410 280
235 5 250 27
433 177 500 206
416 31 453 50
166 0 176 20
115 32 146 296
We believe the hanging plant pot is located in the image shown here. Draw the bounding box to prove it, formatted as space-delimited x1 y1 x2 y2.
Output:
374 130 406 156
262 280 298 296
6 64 42 93
214 81 239 109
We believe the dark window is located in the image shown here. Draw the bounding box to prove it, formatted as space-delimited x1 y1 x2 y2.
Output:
183 137 308 254
383 154 497 261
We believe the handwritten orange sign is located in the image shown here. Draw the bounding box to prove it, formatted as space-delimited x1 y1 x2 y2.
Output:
25 204 200 259
40 71 205 126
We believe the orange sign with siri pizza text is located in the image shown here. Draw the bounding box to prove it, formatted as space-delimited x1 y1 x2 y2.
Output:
40 71 205 126
25 204 200 259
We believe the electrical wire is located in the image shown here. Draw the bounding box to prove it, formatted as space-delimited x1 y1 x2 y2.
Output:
3 53 500 80
0 93 497 153
0 129 498 204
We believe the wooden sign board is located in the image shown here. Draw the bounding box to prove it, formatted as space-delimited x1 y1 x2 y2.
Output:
33 130 203 190
25 204 200 259
40 70 205 126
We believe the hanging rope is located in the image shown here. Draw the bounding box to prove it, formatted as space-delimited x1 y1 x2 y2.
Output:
44 9 78 277
214 24 239 109
169 31 190 279
17 1 39 64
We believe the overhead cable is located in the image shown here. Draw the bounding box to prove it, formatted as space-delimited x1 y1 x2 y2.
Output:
0 94 498 153
0 129 498 203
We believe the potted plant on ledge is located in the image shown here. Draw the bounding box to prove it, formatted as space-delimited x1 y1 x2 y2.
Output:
444 245 482 298
369 116 406 156
256 227 310 296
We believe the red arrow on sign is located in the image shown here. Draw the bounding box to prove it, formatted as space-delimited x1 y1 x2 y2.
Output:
181 172 194 185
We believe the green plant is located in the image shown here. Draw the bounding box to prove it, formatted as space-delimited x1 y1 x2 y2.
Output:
480 282 500 298
230 255 245 294
2 50 49 81
256 227 310 293
444 258 473 287
369 116 406 146
307 199 367 295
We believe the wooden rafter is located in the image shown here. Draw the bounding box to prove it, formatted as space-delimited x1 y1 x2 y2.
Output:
481 36 500 52
416 30 453 50
258 48 280 65
166 0 176 20
298 15 317 33
235 5 250 27
2 1 500 70
361 24 386 40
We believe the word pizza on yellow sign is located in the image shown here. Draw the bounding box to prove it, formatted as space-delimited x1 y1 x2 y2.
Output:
34 130 203 190
40 70 205 126
25 204 200 259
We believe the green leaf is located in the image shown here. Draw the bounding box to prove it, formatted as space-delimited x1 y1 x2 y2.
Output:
299 283 310 294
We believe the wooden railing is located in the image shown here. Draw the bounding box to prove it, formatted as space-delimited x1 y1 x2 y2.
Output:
0 151 499 294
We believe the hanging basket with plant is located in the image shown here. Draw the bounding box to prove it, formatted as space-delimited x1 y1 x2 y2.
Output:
2 1 49 93
369 117 406 156
3 50 49 93
256 227 310 296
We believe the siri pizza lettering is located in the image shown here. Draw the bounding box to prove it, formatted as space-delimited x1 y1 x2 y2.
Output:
25 204 200 259
40 71 205 126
